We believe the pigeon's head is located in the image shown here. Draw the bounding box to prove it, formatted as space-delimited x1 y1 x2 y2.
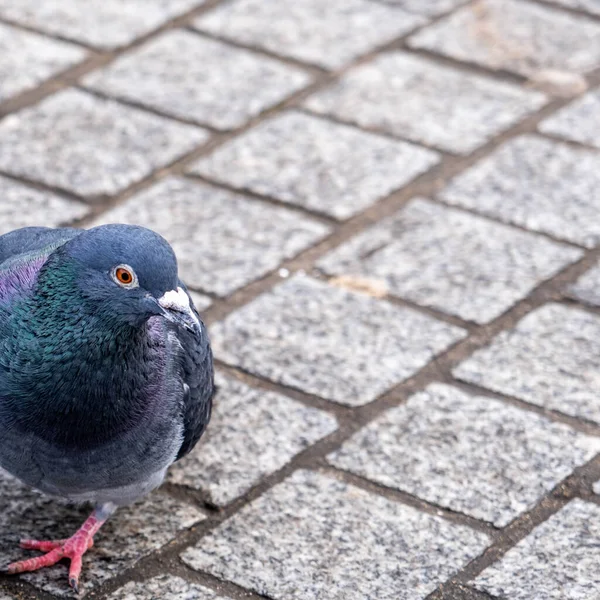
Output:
54 224 199 330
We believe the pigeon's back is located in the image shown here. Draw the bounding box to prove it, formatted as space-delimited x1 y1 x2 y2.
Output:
0 227 81 306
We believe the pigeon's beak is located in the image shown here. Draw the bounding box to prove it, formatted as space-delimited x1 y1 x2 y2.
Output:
157 287 200 332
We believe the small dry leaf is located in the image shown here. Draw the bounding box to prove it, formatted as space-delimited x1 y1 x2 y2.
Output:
329 275 388 298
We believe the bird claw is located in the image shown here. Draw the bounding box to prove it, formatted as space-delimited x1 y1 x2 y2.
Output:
6 532 95 594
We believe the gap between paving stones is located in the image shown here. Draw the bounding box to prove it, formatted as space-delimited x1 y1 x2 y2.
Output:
529 0 600 21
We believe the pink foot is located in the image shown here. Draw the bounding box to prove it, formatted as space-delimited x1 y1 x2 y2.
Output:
6 509 109 593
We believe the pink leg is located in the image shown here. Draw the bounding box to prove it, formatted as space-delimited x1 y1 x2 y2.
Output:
6 503 115 593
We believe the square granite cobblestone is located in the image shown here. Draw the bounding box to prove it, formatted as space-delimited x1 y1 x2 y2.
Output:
0 23 86 103
84 31 312 130
408 0 600 77
304 52 546 154
439 135 600 247
329 383 600 527
194 0 423 70
568 262 600 306
0 0 204 49
181 469 491 600
91 177 330 296
109 575 230 600
378 0 469 16
191 111 439 220
0 90 208 198
0 470 204 597
474 499 600 599
539 88 600 150
454 303 600 424
169 373 338 505
317 198 582 323
210 276 466 406
0 176 88 234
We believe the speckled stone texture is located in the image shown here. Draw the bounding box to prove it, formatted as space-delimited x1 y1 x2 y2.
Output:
408 0 600 77
191 111 439 220
181 469 490 600
0 90 208 198
539 89 600 149
474 500 600 599
109 575 229 600
439 135 600 247
329 384 600 527
194 0 423 70
0 23 86 103
548 0 600 15
317 198 581 323
379 0 469 15
84 31 311 130
304 52 546 154
0 0 204 49
0 470 204 597
568 263 600 306
169 373 337 505
0 176 88 234
210 276 465 406
91 177 330 296
188 290 212 313
454 303 600 423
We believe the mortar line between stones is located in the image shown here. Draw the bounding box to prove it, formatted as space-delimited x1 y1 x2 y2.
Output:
429 455 600 595
527 0 600 22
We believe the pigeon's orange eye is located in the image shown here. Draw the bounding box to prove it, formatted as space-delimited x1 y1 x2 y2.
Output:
116 268 133 284
111 264 139 289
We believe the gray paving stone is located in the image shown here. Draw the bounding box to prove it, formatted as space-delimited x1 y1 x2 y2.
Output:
439 135 600 248
474 499 600 599
193 0 423 69
0 176 89 235
210 276 466 406
378 0 469 16
188 290 212 313
169 373 338 505
181 469 491 600
539 89 600 150
568 262 600 307
454 303 600 424
304 51 546 154
0 469 204 597
317 198 582 323
191 112 439 220
329 383 600 527
408 0 600 77
0 89 208 198
0 0 204 49
547 0 600 16
91 177 330 296
0 23 86 103
109 575 230 600
84 31 312 130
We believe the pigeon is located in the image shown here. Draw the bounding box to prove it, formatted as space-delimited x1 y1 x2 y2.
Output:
0 224 214 592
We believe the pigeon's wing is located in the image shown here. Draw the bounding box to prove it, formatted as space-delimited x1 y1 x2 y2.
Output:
0 227 80 266
174 283 215 461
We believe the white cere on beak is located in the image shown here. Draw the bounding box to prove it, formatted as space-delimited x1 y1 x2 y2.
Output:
158 287 201 330
159 287 191 312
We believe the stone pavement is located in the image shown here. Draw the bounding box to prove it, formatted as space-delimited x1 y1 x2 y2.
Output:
1 0 600 598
